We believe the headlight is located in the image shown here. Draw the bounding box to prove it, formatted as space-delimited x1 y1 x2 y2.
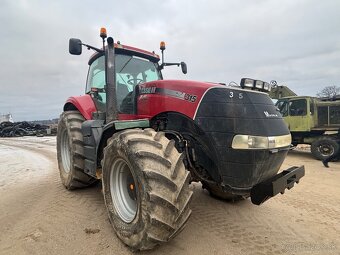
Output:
232 134 291 149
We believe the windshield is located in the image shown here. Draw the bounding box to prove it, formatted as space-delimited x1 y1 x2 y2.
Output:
275 99 288 117
116 55 161 90
86 54 161 112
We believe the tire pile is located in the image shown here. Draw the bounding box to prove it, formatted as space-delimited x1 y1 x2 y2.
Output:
0 121 53 137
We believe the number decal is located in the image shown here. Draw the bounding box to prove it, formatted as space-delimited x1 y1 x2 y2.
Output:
228 91 243 100
184 93 197 102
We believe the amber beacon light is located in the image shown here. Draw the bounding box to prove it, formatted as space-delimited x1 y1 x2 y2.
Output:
160 41 166 51
100 27 107 39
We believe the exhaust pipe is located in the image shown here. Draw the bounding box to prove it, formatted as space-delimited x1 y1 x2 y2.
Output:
105 37 118 123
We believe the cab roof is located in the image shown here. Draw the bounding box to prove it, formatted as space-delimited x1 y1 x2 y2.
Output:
88 43 160 65
278 96 314 100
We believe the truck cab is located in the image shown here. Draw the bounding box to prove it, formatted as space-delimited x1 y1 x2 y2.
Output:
276 96 316 132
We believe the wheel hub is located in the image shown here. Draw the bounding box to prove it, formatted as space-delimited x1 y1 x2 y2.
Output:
110 158 137 223
318 144 334 157
60 129 71 173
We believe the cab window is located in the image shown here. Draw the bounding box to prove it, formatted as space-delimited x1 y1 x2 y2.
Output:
86 56 105 101
289 99 307 116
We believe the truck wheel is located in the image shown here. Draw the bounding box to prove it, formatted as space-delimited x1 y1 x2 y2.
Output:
57 111 96 189
311 137 339 160
102 128 193 250
202 182 245 201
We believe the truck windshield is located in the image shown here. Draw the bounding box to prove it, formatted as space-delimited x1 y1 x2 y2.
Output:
275 100 288 117
86 54 161 111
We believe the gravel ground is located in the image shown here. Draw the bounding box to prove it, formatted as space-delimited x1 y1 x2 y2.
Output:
0 137 339 255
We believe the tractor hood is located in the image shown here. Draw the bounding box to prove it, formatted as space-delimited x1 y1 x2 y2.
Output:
137 79 223 118
137 79 285 126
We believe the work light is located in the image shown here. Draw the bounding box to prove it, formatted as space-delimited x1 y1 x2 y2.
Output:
240 78 255 88
263 82 271 91
255 80 264 89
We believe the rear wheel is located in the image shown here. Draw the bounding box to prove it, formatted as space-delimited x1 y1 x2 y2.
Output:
202 182 245 201
102 128 193 250
57 111 96 189
311 137 339 161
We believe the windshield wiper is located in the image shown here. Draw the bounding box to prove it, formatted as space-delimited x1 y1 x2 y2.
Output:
118 56 133 73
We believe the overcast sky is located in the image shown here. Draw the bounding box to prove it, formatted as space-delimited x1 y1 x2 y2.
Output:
1 0 339 121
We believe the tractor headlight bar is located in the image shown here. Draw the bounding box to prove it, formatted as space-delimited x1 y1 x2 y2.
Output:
240 78 272 92
231 134 291 150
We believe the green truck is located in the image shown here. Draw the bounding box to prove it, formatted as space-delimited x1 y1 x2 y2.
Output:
270 85 340 160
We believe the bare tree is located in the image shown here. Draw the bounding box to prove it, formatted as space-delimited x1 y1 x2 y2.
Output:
316 85 340 98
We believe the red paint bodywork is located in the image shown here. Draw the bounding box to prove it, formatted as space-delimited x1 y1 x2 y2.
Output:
115 44 160 59
89 43 160 61
65 95 95 120
65 80 222 121
138 80 221 119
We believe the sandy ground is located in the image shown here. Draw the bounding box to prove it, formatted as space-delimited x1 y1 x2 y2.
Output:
0 137 339 255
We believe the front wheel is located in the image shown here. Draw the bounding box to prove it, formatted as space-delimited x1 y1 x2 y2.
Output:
102 128 193 250
311 137 339 161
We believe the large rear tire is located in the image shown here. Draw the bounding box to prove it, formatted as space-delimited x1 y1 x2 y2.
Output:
102 128 193 250
311 137 339 161
57 111 96 189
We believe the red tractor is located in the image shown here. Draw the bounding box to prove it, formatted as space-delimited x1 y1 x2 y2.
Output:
57 28 304 250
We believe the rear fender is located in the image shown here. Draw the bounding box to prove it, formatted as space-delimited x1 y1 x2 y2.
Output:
63 95 96 120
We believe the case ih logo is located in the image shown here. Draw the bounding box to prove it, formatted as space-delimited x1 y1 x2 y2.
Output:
264 111 279 117
140 87 156 94
140 86 197 103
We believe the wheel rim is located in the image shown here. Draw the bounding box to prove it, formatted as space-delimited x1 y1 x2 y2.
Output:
110 158 137 223
318 143 334 157
60 129 71 173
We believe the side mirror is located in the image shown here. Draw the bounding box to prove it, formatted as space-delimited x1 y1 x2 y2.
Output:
69 38 82 55
181 62 187 74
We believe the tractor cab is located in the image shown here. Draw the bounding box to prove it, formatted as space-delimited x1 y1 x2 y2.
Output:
69 28 186 119
86 50 162 114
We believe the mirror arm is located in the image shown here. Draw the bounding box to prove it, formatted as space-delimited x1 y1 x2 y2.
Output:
158 62 181 70
82 43 104 53
163 62 181 67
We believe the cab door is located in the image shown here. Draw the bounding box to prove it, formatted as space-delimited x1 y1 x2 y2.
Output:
86 55 106 112
286 98 310 131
